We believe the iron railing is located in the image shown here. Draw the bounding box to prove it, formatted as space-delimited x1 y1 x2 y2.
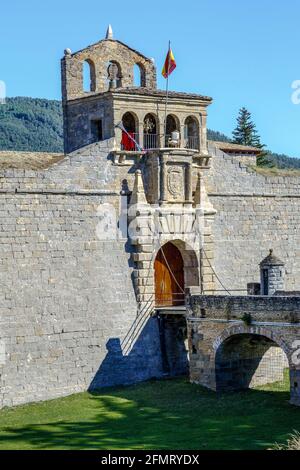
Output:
185 136 200 150
119 133 200 151
144 134 158 149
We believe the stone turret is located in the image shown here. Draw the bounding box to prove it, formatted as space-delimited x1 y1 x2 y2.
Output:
260 249 285 296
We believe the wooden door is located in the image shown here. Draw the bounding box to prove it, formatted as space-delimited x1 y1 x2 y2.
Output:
154 242 185 307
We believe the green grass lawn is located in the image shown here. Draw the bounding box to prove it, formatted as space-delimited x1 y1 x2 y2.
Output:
0 373 299 450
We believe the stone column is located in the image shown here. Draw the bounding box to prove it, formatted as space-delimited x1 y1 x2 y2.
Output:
159 118 165 148
114 126 122 151
185 163 193 202
200 112 208 155
138 119 144 150
159 154 168 204
180 121 186 149
113 109 123 150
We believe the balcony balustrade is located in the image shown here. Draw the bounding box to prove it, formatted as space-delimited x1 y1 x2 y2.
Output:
120 133 200 152
144 134 158 150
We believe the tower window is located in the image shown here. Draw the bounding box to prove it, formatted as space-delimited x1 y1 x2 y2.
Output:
107 61 122 89
83 59 96 92
133 63 146 87
91 119 103 142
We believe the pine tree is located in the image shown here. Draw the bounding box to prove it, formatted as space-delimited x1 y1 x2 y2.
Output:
232 107 273 167
232 107 260 146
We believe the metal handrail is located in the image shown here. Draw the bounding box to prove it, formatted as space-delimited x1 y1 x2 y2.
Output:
144 134 158 149
185 136 200 150
118 133 201 152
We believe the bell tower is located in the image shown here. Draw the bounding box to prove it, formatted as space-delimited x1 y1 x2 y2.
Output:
61 27 217 306
61 26 157 153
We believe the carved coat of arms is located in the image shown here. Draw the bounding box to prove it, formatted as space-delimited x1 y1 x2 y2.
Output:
167 166 184 200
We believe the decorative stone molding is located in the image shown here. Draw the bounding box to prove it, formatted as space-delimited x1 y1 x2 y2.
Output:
128 148 216 308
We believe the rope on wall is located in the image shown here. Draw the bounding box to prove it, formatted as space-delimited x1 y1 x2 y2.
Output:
158 240 232 297
136 236 232 314
159 242 185 294
202 248 232 296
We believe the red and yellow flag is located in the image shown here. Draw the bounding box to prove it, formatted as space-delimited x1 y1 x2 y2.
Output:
162 48 176 79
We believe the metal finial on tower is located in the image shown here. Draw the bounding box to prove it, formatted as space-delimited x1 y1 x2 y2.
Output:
105 24 113 40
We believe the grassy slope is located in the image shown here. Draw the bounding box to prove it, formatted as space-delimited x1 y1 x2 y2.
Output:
0 374 299 450
250 165 300 177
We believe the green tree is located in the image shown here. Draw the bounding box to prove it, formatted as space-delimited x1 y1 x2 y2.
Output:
232 107 273 167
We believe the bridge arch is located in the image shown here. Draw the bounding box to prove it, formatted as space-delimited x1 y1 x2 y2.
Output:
214 324 291 360
214 325 292 399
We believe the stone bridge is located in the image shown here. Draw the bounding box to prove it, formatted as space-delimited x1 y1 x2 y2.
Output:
186 293 300 406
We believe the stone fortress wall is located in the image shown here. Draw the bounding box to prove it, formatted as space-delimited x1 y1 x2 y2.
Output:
205 144 300 294
0 137 300 407
0 140 169 408
1 27 300 408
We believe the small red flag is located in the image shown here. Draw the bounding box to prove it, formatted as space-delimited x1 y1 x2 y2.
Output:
162 48 176 79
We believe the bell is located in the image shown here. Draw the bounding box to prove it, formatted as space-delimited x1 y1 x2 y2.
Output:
171 131 180 142
168 130 180 147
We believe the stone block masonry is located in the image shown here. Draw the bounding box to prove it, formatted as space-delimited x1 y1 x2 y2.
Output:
0 139 193 408
1 136 300 407
187 294 300 405
3 30 300 409
0 191 164 407
204 145 300 294
0 141 167 408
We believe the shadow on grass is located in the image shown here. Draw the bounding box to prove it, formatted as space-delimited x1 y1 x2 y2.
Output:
0 380 299 450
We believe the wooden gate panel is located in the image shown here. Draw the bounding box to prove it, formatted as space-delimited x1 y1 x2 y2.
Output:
154 242 184 307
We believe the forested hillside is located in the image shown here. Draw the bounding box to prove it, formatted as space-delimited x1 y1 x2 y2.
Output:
207 129 231 143
0 97 299 169
0 97 63 152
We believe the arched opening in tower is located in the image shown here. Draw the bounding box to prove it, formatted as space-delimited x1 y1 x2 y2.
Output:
184 116 199 150
107 61 122 89
133 63 146 87
165 115 180 147
143 113 158 149
83 59 96 92
121 112 138 151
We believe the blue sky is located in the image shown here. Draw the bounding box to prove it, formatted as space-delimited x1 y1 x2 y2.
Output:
1 0 299 157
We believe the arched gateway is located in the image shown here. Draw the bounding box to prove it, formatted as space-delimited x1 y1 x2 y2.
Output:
154 242 185 307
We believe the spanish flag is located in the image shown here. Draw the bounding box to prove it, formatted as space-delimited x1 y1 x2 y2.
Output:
162 47 176 79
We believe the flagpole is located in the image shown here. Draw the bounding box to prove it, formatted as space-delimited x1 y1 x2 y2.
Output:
164 40 171 147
